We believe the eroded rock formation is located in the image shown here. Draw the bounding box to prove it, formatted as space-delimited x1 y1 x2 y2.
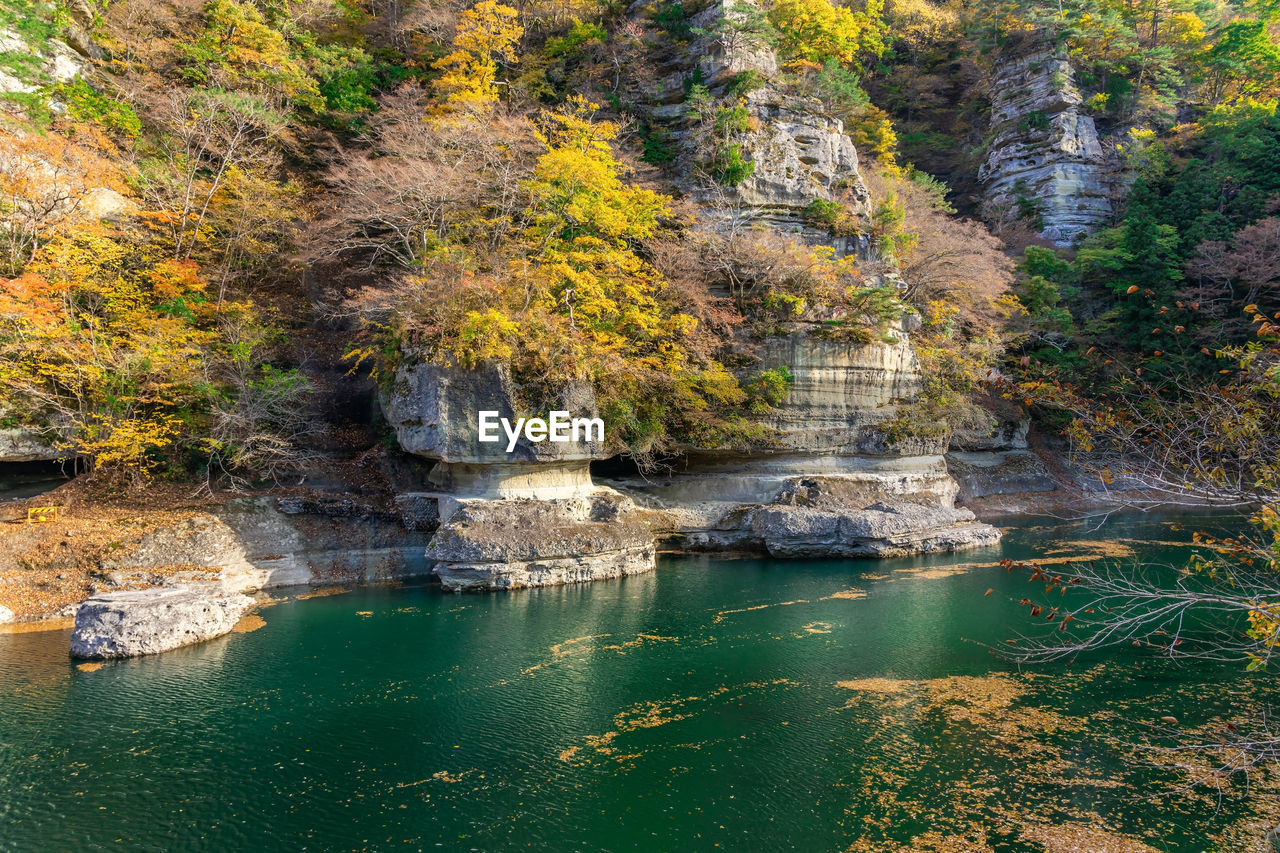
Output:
604 333 999 556
92 498 435 591
0 428 63 463
426 494 655 591
379 0 1001 590
383 363 657 591
979 40 1117 246
945 417 1058 502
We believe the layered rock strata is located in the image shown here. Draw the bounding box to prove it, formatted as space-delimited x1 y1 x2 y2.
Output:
979 41 1116 245
383 363 657 591
945 417 1058 502
605 334 1000 555
639 0 873 246
426 494 655 591
947 451 1058 501
93 497 435 592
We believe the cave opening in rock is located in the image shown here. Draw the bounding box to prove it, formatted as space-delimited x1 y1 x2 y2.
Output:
590 454 643 479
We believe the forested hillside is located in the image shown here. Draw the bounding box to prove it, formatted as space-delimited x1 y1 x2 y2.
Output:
0 0 1277 494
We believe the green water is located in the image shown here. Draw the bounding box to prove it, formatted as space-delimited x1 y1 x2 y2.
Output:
1 512 1275 852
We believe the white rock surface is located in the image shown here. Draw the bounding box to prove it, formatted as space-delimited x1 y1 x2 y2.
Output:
0 604 14 624
750 502 1001 558
70 587 254 659
979 42 1116 245
760 332 922 453
0 427 63 462
100 514 268 594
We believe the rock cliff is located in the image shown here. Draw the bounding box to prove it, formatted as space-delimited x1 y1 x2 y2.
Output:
592 1 1002 559
379 0 1001 590
0 428 63 463
979 40 1117 246
426 493 655 590
383 361 602 498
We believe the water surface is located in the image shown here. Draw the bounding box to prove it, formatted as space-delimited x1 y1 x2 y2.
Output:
1 511 1274 851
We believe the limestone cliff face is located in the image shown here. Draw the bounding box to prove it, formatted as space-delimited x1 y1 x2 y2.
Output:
714 89 872 216
426 494 655 591
0 428 63 463
759 332 920 453
593 2 1001 558
979 41 1117 246
642 0 872 241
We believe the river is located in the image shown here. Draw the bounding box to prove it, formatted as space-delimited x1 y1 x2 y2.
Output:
1 511 1275 851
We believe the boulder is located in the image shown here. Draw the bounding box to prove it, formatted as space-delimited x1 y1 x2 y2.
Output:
0 604 13 624
70 587 254 659
383 361 601 466
949 418 1030 452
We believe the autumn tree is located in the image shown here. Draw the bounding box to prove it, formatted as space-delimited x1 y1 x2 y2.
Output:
1182 216 1280 346
0 125 126 276
181 0 322 110
432 0 523 110
0 223 312 484
133 87 288 262
767 0 886 71
311 86 538 273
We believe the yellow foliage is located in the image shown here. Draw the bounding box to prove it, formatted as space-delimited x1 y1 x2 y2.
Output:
433 0 524 110
768 0 885 68
0 124 127 275
187 0 321 107
0 224 273 481
456 309 518 366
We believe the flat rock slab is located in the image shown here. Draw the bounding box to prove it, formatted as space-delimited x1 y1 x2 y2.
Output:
946 450 1057 500
428 494 656 591
751 502 1002 558
70 587 254 659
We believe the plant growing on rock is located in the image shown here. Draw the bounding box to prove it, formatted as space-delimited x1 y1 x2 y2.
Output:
686 86 758 186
